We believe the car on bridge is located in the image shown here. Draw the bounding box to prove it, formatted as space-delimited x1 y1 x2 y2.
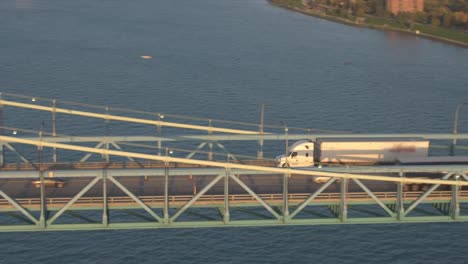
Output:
32 178 65 188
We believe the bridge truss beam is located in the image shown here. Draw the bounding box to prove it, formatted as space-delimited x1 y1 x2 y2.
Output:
1 93 468 231
1 161 468 231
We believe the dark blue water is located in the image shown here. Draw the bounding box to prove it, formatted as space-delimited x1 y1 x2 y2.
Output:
1 0 468 263
2 224 468 264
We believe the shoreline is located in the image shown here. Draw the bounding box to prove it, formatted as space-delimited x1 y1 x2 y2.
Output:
267 0 468 49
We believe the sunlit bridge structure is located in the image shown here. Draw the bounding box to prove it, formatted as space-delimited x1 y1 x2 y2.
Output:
1 93 468 232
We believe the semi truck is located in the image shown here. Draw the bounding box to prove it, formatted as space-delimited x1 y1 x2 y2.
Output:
275 138 431 186
275 138 430 168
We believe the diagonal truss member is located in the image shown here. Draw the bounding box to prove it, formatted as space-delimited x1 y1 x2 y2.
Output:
108 176 163 222
353 178 395 217
403 172 455 217
170 175 224 222
230 174 282 220
47 176 101 225
289 177 337 219
0 190 38 225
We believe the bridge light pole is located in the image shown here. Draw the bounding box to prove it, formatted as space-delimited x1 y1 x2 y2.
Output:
451 102 468 156
164 147 173 224
157 113 164 156
52 100 57 163
281 121 289 167
257 103 266 160
0 93 3 167
280 121 290 220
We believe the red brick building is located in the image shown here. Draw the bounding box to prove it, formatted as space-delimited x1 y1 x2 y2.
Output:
386 0 424 14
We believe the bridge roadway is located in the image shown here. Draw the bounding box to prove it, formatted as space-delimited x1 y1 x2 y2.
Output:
0 190 463 212
0 161 458 204
2 95 468 230
1 161 466 231
0 161 461 199
2 160 467 173
0 163 466 231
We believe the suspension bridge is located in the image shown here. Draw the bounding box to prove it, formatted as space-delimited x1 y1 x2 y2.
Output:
1 93 468 232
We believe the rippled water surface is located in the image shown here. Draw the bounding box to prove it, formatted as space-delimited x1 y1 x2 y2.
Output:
1 0 468 263
2 224 468 264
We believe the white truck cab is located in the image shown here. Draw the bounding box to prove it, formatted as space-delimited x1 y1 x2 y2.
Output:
275 140 314 167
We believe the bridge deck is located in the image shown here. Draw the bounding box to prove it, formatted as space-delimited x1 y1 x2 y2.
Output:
1 94 468 231
0 190 461 211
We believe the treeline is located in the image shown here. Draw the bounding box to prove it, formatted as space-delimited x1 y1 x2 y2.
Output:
308 0 468 28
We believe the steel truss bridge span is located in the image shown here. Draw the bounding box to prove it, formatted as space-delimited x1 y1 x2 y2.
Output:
0 136 468 232
1 93 468 231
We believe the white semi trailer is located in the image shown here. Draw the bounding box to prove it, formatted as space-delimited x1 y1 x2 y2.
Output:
275 138 430 168
275 138 430 184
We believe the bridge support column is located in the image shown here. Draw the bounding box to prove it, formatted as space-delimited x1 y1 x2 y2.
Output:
52 100 57 163
257 104 265 160
397 172 405 220
339 178 348 222
39 170 47 229
451 175 460 220
0 94 3 167
208 120 213 161
104 107 110 162
164 159 169 224
102 170 109 226
257 140 263 160
0 144 4 167
156 114 162 156
224 169 230 224
283 172 289 223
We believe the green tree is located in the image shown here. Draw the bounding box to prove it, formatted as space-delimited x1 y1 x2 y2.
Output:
383 10 393 19
414 11 429 24
374 0 385 17
431 15 441 26
442 13 453 27
453 11 468 25
355 6 366 17
450 0 468 12
339 7 348 17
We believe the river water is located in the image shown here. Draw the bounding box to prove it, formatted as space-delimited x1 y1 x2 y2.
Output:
1 0 468 263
